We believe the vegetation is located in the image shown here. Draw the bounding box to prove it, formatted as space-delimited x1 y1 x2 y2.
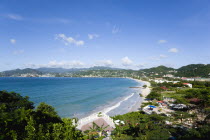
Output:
83 122 108 139
186 81 210 89
112 112 170 140
0 90 83 140
1 64 210 78
146 91 161 100
0 68 42 77
1 78 210 140
141 65 175 77
142 85 147 88
141 79 210 139
176 64 210 77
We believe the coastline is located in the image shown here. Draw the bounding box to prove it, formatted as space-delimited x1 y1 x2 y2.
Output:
104 78 151 115
129 78 151 112
99 78 151 115
77 78 151 120
2 77 150 119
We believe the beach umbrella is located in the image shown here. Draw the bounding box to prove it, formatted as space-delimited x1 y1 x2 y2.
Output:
148 105 156 108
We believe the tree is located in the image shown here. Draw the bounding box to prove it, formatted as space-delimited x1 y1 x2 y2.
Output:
52 118 83 140
171 111 191 124
0 90 34 111
143 85 147 88
87 122 109 138
0 91 34 139
0 91 84 140
36 102 59 118
146 91 161 100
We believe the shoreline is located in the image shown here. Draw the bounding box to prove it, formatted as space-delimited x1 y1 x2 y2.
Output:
77 78 151 120
129 78 151 112
2 77 150 119
104 78 151 115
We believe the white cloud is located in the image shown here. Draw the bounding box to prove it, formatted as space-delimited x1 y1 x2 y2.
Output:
10 39 16 44
150 57 159 61
168 48 179 53
121 57 133 66
159 54 167 58
55 34 84 46
150 55 168 61
88 34 99 40
158 40 167 44
34 18 71 24
6 14 23 20
24 61 85 69
3 14 72 24
70 60 85 68
136 63 147 69
112 25 120 34
47 60 85 68
13 50 24 55
95 60 113 67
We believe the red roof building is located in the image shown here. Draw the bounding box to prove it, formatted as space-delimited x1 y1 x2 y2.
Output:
160 87 168 90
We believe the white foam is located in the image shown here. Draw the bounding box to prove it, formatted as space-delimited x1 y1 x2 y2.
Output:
77 93 135 120
102 93 135 114
77 79 143 119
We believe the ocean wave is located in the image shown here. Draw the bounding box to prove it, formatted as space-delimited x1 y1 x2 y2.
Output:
102 93 135 114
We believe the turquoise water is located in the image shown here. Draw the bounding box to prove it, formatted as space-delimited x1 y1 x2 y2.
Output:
0 77 142 118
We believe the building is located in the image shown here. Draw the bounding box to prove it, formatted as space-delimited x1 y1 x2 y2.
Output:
181 77 194 81
183 83 192 88
163 74 174 78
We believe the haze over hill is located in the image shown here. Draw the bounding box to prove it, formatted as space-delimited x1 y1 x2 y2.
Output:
1 64 210 78
36 66 121 73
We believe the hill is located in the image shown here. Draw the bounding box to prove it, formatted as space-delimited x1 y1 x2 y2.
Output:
0 68 42 77
141 65 175 73
0 66 123 77
139 65 176 77
1 64 210 78
176 64 210 77
36 66 121 73
36 67 79 73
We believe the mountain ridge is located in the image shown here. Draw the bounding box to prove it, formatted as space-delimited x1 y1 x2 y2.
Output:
0 64 210 77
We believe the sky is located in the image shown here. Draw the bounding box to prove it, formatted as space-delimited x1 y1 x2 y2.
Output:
0 0 210 71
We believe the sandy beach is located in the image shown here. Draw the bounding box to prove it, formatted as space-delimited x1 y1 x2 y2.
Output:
77 78 151 124
76 78 151 130
135 79 151 97
129 79 151 112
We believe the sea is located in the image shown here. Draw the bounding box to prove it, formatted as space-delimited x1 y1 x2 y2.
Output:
0 77 143 118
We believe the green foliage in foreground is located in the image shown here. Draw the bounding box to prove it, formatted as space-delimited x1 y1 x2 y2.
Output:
112 112 170 140
0 90 83 140
1 90 210 140
112 112 210 140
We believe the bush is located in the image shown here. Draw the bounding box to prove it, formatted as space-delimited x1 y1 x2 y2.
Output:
0 91 83 140
143 85 147 88
146 91 161 100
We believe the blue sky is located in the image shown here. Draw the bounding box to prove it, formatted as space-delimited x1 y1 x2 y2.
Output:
0 0 210 71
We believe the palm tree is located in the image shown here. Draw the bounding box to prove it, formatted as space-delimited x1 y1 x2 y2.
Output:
171 111 191 124
204 113 210 124
89 122 109 137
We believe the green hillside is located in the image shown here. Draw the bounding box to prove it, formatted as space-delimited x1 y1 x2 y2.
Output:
176 64 210 77
0 68 42 77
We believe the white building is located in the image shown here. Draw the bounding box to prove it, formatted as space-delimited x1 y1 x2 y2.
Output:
163 74 174 78
183 83 192 88
181 77 194 81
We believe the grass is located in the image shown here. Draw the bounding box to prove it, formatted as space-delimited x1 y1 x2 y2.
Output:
161 91 186 98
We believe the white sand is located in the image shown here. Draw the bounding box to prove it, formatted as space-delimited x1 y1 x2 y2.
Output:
129 78 151 112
